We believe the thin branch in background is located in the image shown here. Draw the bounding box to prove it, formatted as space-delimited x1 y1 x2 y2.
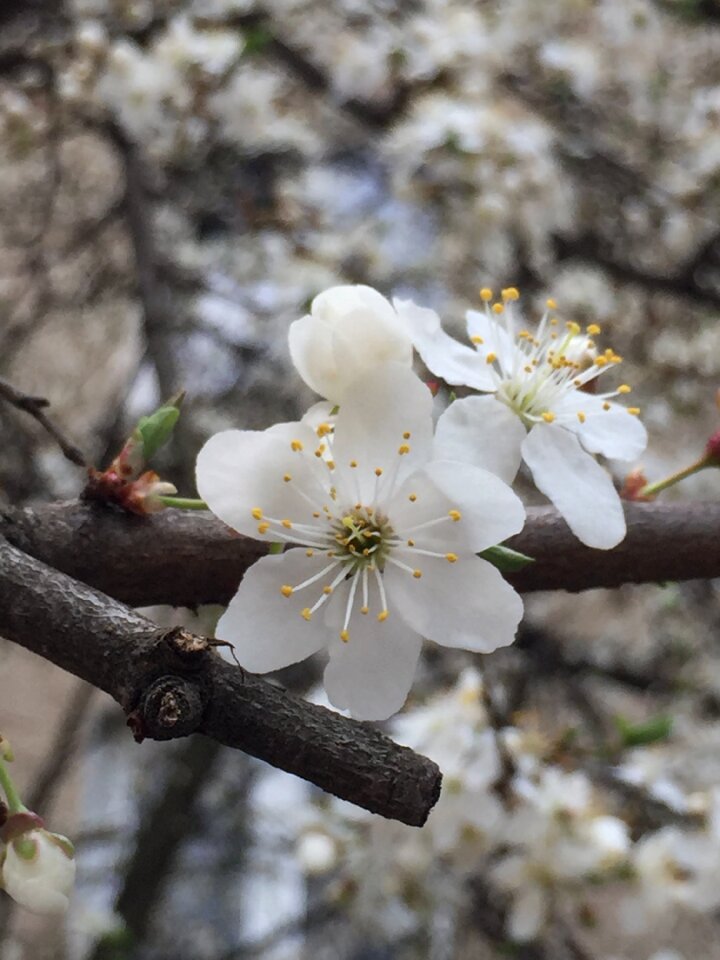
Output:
0 376 87 467
27 681 95 812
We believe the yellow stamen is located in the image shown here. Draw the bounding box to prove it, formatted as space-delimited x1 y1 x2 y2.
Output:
314 446 325 457
316 423 332 437
502 286 520 301
602 402 611 411
251 507 263 520
587 323 601 335
403 431 411 439
327 460 335 470
542 412 556 423
408 493 417 502
413 569 422 579
323 586 333 595
486 352 498 364
449 509 461 521
577 412 586 424
257 522 269 534
290 440 303 451
471 335 484 344
617 384 632 394
595 356 608 367
283 473 292 482
306 549 314 557
446 553 458 563
281 519 292 528
349 460 358 468
360 606 369 615
280 585 293 598
301 608 312 621
546 298 557 309
628 407 641 416
398 444 410 455
566 321 581 335
480 287 493 301
340 629 350 642
492 303 504 315
377 610 389 622
375 467 383 477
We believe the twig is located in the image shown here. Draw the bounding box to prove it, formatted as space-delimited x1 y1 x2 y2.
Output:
0 536 441 827
0 377 87 467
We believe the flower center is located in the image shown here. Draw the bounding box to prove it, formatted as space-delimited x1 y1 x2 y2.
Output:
331 508 394 571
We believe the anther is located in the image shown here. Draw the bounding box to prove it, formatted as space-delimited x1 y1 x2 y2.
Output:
492 303 504 315
306 549 314 557
445 553 458 563
350 460 358 468
480 287 493 301
587 323 601 335
413 569 422 579
316 423 332 437
546 298 557 309
408 493 417 502
403 431 411 439
471 335 484 344
290 440 303 451
360 606 369 615
502 286 520 301
486 352 498 364
281 519 293 528
280 585 293 598
377 610 389 622
301 608 312 621
449 510 461 521
251 507 263 519
327 460 336 470
398 444 410 455
602 402 611 411
283 473 292 482
618 384 632 394
541 412 556 423
566 321 581 335
258 522 270 534
323 586 333 595
375 467 383 477
340 629 350 642
628 407 641 416
577 412 586 424
407 538 415 546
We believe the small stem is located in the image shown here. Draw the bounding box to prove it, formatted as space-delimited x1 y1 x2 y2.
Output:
159 496 208 510
0 757 26 814
639 457 710 499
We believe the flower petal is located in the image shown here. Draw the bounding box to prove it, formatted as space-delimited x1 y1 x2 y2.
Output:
215 552 331 672
332 363 434 502
385 553 523 653
465 309 518 376
553 392 648 461
394 298 495 390
507 885 547 942
196 424 326 539
323 612 422 720
521 423 626 549
289 286 412 403
434 395 526 483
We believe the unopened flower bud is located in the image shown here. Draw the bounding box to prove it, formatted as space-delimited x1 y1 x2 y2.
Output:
620 467 652 501
705 429 720 466
297 829 338 875
1 827 75 915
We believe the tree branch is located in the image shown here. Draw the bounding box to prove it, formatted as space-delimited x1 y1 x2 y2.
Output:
0 536 441 826
0 377 87 467
1 500 718 608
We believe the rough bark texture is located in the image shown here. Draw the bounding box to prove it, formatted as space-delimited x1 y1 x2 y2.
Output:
1 500 718 608
0 537 441 826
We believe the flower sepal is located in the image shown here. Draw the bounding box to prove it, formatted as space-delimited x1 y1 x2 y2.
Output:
0 811 44 844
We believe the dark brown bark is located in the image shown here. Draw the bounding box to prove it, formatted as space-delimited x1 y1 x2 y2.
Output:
1 500 718 609
0 537 441 826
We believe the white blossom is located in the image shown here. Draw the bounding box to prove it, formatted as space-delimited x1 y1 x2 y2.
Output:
288 285 414 404
399 287 647 549
196 364 524 720
1 829 76 915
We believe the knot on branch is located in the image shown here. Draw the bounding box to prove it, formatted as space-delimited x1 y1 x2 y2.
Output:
128 676 204 742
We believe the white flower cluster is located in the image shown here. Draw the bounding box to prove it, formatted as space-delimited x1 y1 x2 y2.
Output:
286 669 720 945
197 284 645 719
